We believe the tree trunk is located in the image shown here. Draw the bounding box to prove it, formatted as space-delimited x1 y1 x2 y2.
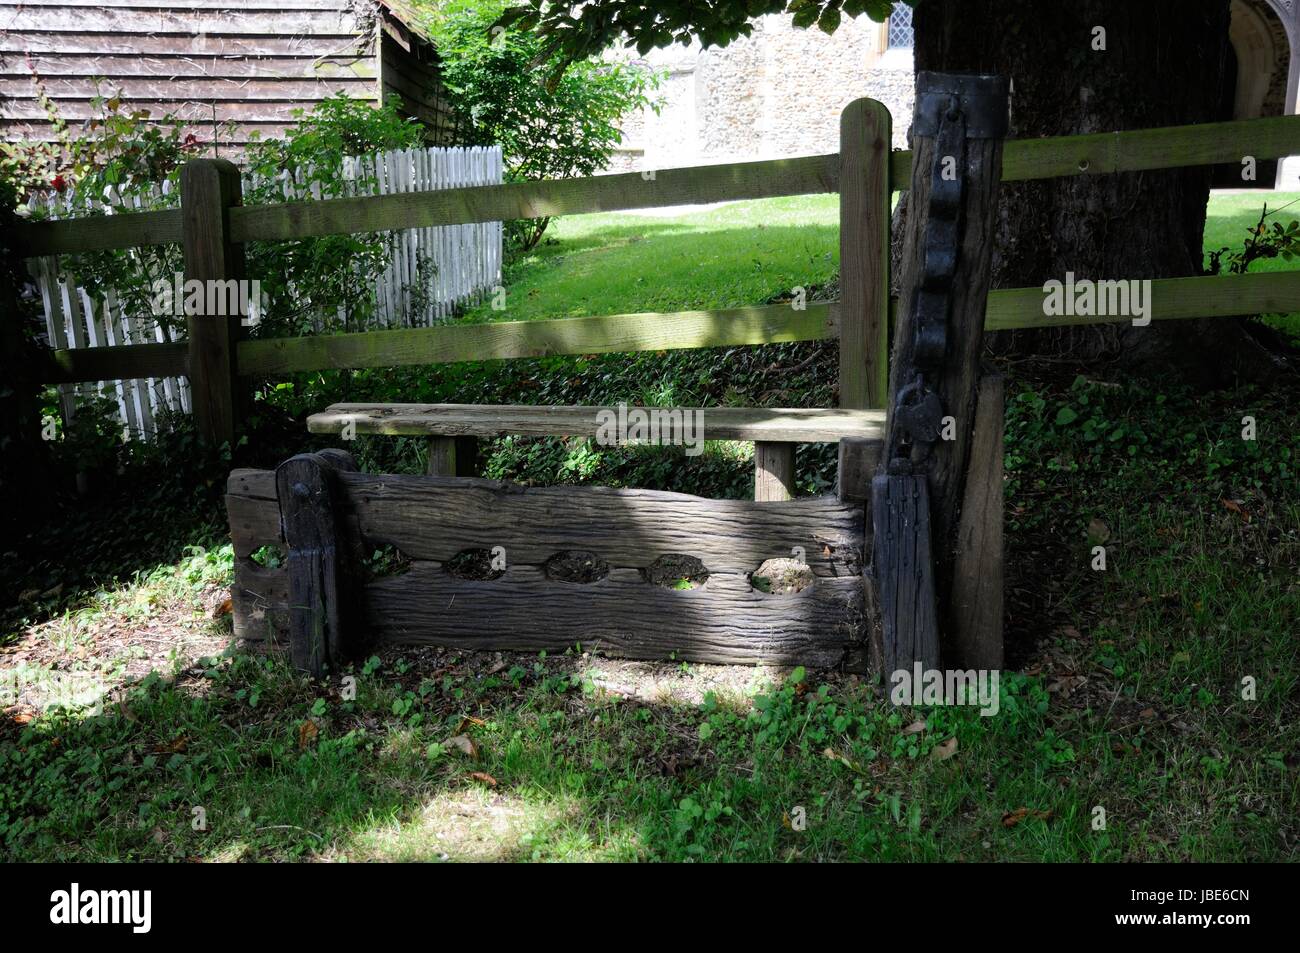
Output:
0 224 55 541
911 0 1293 385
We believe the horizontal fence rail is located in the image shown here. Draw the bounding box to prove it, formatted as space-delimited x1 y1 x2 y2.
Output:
893 113 1300 190
41 270 1300 384
12 113 1300 256
9 207 183 257
237 303 837 376
227 154 843 244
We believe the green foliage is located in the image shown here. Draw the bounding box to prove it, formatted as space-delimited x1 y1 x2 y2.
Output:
430 0 659 249
241 94 425 335
1 81 204 203
0 411 231 640
8 92 423 340
1206 201 1300 276
4 90 203 330
496 0 902 69
1004 375 1293 518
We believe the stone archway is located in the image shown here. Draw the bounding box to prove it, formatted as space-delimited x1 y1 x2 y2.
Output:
1227 0 1296 186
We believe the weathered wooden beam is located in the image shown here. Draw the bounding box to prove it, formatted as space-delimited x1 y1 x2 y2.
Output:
839 98 892 411
872 474 940 673
984 270 1300 330
947 375 1005 670
888 112 1300 190
231 560 289 644
274 450 359 677
836 436 883 506
753 442 795 502
227 468 865 579
878 72 1009 674
426 435 479 477
229 153 841 242
41 340 188 385
35 269 1300 389
181 159 245 448
237 303 836 376
366 564 864 669
3 208 183 257
307 403 884 444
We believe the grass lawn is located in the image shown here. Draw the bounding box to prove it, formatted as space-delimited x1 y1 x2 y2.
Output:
462 189 1300 339
2 190 1297 862
460 194 843 322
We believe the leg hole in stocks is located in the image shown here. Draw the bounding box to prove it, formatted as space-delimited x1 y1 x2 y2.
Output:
642 554 709 590
750 557 814 595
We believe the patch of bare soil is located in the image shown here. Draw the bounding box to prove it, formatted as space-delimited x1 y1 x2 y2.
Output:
0 584 236 713
368 642 871 709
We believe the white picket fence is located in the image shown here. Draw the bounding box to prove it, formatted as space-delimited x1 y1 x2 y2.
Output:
29 179 192 442
30 145 504 440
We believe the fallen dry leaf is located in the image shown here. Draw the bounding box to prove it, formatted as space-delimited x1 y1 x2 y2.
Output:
1001 807 1054 828
211 596 233 619
445 733 478 758
297 719 318 750
1086 517 1111 545
822 747 874 777
1220 498 1251 523
453 716 486 735
902 719 927 735
931 736 959 761
467 771 498 787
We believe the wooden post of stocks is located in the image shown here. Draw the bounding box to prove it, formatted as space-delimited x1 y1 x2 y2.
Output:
948 375 1004 669
878 73 1009 674
181 159 245 449
426 436 479 477
753 442 795 501
277 449 360 678
839 98 892 412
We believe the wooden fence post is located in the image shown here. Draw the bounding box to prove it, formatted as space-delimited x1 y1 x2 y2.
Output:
877 72 1009 674
426 436 479 477
753 442 795 501
181 159 245 449
839 98 892 411
276 449 360 678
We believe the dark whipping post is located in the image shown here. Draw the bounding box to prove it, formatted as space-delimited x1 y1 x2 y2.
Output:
874 73 1010 676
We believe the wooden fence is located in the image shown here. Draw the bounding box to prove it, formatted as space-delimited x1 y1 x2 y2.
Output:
24 144 502 440
9 110 1300 449
7 103 1300 672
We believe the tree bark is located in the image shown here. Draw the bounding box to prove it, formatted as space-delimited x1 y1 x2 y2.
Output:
912 0 1293 385
0 218 55 541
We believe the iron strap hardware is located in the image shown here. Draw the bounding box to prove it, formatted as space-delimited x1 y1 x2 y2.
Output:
886 73 1010 477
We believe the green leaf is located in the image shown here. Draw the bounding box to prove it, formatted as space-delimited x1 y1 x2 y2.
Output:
1054 407 1079 426
818 8 842 34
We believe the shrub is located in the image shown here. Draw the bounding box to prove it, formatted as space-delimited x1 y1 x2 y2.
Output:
428 0 659 250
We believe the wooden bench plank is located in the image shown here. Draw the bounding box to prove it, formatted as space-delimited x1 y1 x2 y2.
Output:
307 403 886 444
